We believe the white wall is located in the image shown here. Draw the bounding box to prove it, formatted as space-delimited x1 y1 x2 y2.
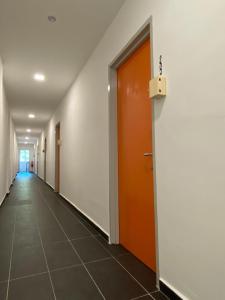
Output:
40 1 225 299
0 57 18 204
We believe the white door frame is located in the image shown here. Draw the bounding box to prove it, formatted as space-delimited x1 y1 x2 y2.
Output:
108 17 160 286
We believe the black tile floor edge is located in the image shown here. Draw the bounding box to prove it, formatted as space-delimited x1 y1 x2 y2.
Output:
58 193 109 242
36 175 109 242
7 182 14 195
160 281 182 300
9 178 15 188
3 177 15 200
2 176 18 203
2 193 9 203
1 190 11 206
37 176 54 191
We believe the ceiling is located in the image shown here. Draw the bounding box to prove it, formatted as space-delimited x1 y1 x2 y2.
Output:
0 0 125 144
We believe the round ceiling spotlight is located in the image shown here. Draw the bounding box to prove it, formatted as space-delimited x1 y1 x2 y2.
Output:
33 73 45 82
48 16 56 23
28 114 35 119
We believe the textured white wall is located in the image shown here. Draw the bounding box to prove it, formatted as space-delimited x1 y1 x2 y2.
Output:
40 1 225 299
0 58 18 204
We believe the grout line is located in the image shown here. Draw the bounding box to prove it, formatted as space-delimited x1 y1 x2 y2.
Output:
151 290 170 300
49 255 111 273
6 211 17 300
10 271 48 282
37 187 106 300
39 234 101 247
150 289 161 294
83 256 112 265
36 177 157 299
10 177 157 300
50 263 82 273
42 193 97 234
56 190 156 296
7 251 112 284
130 294 153 300
51 193 103 237
69 240 106 300
36 219 57 300
106 249 151 295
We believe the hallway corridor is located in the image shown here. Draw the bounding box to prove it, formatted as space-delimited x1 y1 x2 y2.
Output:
0 174 165 300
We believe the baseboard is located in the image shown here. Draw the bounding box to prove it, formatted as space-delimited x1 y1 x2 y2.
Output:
36 174 109 241
160 279 187 300
59 192 109 241
38 175 44 181
46 181 54 190
0 176 17 206
0 194 7 206
37 176 54 191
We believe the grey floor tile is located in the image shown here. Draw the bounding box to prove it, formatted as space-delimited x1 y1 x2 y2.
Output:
0 250 10 282
79 220 101 235
117 253 156 292
44 241 81 270
0 281 7 300
8 273 54 300
72 236 110 263
11 245 46 279
14 226 41 248
61 220 91 240
95 235 129 257
86 258 145 300
151 291 170 300
51 265 103 300
1 174 159 300
39 225 67 244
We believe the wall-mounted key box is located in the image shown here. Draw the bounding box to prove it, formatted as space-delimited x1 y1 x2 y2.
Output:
149 75 167 99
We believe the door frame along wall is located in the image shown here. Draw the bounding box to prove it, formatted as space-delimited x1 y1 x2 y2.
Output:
55 122 60 193
108 17 160 286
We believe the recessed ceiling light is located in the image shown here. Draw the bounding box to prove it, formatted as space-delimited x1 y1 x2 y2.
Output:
26 129 31 132
33 73 45 81
28 114 35 119
25 137 29 140
48 16 56 23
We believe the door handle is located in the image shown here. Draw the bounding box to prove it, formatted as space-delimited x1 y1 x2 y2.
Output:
144 152 152 157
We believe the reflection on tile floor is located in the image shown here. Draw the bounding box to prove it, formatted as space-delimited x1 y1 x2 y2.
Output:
0 173 169 300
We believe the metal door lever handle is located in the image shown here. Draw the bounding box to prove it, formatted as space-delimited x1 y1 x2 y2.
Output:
144 153 152 156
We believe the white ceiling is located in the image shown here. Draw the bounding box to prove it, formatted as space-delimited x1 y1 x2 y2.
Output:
0 0 125 144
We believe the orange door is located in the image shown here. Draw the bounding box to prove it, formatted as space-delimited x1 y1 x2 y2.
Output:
55 123 60 193
117 38 156 271
44 138 47 182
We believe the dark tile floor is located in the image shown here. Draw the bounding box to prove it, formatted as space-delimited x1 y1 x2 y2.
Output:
0 173 169 300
